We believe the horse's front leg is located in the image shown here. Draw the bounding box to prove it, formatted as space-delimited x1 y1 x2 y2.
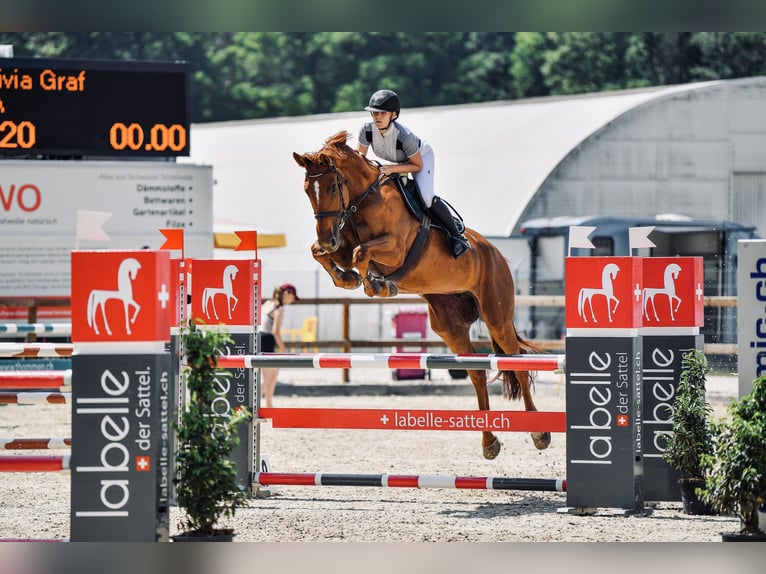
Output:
311 241 361 290
352 235 403 298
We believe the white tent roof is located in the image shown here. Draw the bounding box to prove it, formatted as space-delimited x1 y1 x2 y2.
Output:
180 81 720 277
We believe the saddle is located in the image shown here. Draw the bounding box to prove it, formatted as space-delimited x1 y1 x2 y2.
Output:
372 174 466 284
393 175 465 234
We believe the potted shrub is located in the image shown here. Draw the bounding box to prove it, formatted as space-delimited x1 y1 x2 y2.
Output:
173 320 251 541
661 348 715 514
700 375 766 540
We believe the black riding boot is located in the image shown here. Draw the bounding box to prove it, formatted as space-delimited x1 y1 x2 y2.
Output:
428 197 470 258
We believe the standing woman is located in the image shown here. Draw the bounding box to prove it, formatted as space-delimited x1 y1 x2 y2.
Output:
357 89 470 258
259 283 299 408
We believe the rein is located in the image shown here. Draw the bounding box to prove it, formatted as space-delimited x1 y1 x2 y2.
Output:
306 163 382 240
308 160 429 284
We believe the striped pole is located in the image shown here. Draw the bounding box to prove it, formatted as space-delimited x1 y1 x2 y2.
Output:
0 323 72 337
1 438 71 450
255 472 565 492
0 343 73 358
218 353 565 371
0 370 72 389
259 407 566 433
0 454 70 472
0 392 70 405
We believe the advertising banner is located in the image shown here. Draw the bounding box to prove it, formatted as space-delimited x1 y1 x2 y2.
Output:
189 258 258 493
565 256 642 330
737 240 766 397
565 336 643 511
70 249 173 541
70 353 173 541
642 334 704 501
640 256 704 501
565 256 643 512
0 161 212 298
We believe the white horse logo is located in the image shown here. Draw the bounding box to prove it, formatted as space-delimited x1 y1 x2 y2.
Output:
201 264 239 320
577 263 621 323
87 257 142 335
642 263 682 321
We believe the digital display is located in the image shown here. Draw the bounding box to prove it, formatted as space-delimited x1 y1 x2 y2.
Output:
0 57 190 158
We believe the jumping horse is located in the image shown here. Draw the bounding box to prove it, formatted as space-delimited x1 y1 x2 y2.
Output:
293 131 550 459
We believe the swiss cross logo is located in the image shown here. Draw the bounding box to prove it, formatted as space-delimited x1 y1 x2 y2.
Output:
136 456 151 472
616 414 629 427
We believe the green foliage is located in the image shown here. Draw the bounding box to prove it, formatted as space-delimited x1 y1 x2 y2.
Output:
174 320 251 536
2 32 766 123
700 376 766 534
662 349 714 478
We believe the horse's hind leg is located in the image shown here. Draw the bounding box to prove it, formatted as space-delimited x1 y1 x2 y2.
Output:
478 283 551 451
423 294 501 460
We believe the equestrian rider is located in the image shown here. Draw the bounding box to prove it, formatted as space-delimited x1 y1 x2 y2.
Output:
357 89 470 258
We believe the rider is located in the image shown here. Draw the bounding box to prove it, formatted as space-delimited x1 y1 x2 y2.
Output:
357 89 470 258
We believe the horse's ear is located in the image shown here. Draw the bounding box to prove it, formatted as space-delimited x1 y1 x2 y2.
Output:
293 152 307 168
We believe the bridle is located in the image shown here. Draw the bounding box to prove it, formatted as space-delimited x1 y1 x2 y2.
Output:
305 162 383 239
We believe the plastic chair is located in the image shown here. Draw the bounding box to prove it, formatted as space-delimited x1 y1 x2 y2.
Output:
282 316 318 352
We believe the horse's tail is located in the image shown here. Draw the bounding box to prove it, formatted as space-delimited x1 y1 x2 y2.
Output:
577 288 585 316
492 323 544 401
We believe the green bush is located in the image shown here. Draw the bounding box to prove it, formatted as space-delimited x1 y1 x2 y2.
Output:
662 349 714 478
700 376 766 534
174 321 251 536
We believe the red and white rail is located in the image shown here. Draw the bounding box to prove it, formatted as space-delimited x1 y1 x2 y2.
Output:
219 352 565 371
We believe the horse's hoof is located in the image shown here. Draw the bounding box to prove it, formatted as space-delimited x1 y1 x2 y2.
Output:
483 437 502 460
531 431 551 450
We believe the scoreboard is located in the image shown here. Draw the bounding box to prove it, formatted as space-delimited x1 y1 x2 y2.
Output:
0 57 190 158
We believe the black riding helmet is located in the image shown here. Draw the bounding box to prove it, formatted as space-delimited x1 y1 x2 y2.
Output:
364 89 401 117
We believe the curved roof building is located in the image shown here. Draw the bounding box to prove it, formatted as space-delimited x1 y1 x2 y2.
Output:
183 76 766 309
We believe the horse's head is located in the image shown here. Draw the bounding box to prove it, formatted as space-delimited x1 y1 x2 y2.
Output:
121 258 142 280
293 131 375 253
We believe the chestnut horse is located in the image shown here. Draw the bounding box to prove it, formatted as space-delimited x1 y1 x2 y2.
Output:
292 131 550 459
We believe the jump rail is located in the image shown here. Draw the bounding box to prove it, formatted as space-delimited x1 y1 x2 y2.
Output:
0 343 73 358
254 472 566 492
0 392 70 405
0 438 71 450
0 324 72 337
0 455 70 472
0 370 72 389
218 352 565 371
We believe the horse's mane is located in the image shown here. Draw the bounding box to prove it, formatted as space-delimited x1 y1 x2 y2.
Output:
305 131 378 174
